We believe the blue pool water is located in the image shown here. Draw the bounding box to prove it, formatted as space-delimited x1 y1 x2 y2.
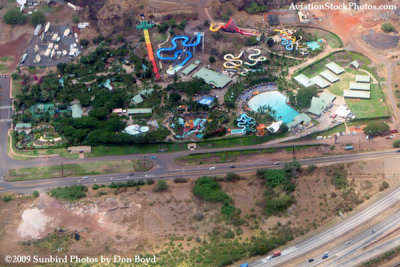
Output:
306 41 320 50
231 129 244 134
248 91 299 124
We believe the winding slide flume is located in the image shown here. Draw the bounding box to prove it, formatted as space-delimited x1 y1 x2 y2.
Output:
156 33 202 67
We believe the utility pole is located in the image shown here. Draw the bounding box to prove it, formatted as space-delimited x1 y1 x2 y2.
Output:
292 144 296 159
61 161 64 177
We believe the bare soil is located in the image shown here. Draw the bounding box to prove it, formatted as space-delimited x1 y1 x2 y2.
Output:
0 159 390 264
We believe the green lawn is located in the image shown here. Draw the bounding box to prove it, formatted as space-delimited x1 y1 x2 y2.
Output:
0 56 13 62
314 31 343 49
0 64 9 73
90 133 288 157
12 79 23 96
328 72 354 96
300 54 338 77
175 145 319 165
346 84 389 119
5 159 154 181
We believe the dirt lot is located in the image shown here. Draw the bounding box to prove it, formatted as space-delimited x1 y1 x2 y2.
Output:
0 159 392 265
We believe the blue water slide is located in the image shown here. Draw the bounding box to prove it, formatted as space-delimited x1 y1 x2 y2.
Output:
281 38 294 51
156 33 202 67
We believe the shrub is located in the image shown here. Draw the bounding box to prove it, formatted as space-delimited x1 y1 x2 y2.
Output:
393 140 400 148
80 39 90 48
223 229 235 239
193 176 231 202
154 180 168 192
92 184 100 190
307 165 317 172
379 181 389 191
49 185 88 201
32 191 40 198
3 9 26 25
31 11 45 27
209 56 216 63
147 179 155 185
2 195 13 203
173 177 187 183
225 172 241 182
331 172 348 189
193 212 204 221
381 23 395 33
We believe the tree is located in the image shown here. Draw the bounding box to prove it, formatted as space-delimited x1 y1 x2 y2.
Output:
363 121 390 136
169 92 182 103
245 36 259 46
154 180 168 192
32 191 40 197
296 87 317 108
267 38 274 48
393 140 400 148
209 56 216 63
3 8 27 25
89 107 110 120
381 23 395 33
31 11 45 27
79 39 90 48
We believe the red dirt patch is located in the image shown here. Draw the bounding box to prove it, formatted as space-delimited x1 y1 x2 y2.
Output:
0 34 30 71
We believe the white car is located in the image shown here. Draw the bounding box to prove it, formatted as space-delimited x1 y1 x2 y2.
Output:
82 176 88 179
209 166 216 170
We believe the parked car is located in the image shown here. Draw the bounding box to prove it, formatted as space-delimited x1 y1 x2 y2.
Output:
385 135 394 139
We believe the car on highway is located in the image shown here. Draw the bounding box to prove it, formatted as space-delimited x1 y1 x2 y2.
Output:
322 251 329 259
273 162 280 165
308 258 314 263
209 166 216 170
230 165 235 168
82 176 88 179
345 240 351 245
151 156 157 159
239 263 248 267
371 229 375 234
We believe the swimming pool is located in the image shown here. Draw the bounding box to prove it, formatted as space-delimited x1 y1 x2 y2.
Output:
306 41 320 51
248 91 299 124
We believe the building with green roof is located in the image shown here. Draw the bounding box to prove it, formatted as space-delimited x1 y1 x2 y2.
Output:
193 67 232 88
287 113 312 128
127 108 152 115
71 103 83 118
307 92 336 116
15 123 32 132
131 94 144 105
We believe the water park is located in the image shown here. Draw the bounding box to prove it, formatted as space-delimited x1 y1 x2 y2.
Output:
209 18 260 37
223 48 267 75
170 117 207 139
229 113 256 135
156 32 205 75
273 28 310 55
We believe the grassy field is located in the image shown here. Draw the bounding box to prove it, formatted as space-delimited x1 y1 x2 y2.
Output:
328 72 354 95
5 159 154 181
346 84 389 119
0 64 9 73
90 133 288 157
314 30 343 49
0 56 13 62
175 145 319 165
12 78 23 96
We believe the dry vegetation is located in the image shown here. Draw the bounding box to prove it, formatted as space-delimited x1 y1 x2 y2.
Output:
0 159 390 266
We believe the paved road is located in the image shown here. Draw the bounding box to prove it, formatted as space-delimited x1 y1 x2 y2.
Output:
2 148 400 193
248 187 400 267
301 209 400 266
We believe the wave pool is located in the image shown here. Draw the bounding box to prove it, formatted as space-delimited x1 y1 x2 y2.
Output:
248 91 299 124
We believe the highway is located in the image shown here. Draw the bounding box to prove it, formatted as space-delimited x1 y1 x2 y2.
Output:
248 187 400 267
